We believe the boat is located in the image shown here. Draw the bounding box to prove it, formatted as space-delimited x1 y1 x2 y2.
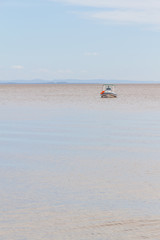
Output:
100 84 117 98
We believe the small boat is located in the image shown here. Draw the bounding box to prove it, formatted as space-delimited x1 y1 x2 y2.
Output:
100 84 117 98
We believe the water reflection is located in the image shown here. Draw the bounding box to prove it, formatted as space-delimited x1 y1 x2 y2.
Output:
0 84 160 239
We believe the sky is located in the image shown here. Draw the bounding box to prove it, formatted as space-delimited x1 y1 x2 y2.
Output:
0 0 160 82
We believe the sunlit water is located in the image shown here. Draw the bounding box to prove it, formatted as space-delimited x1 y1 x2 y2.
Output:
0 84 160 240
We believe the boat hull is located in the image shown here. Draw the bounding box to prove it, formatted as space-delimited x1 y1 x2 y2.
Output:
101 93 117 98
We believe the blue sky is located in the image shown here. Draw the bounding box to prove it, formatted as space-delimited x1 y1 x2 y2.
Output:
0 0 160 82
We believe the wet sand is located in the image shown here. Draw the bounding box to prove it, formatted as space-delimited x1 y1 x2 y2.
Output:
0 84 160 239
1 208 160 240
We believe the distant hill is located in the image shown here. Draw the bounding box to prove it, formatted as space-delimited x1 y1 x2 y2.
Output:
0 79 159 84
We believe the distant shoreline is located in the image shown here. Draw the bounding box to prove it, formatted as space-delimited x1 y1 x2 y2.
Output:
0 82 160 85
1 79 160 85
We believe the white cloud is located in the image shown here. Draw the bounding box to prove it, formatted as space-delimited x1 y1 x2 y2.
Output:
11 65 24 70
51 0 160 10
51 0 160 27
86 10 160 25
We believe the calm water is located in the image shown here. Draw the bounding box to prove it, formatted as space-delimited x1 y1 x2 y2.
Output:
0 84 160 239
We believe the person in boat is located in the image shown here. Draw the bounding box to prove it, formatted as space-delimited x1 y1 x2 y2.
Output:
106 86 111 91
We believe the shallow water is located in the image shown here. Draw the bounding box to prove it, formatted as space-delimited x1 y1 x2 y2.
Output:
0 84 160 239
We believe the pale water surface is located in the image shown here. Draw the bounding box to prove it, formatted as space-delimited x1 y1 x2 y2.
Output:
0 84 160 239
